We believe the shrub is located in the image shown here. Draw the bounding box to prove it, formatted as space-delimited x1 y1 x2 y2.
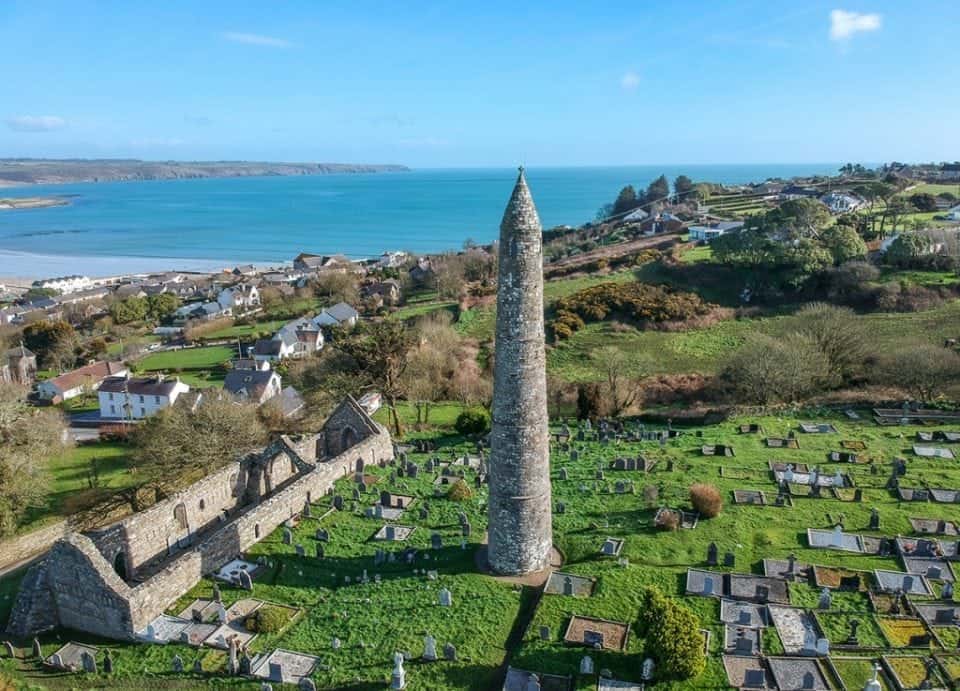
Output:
248 605 289 633
656 509 680 531
639 587 706 680
454 408 490 435
689 483 723 518
447 479 473 502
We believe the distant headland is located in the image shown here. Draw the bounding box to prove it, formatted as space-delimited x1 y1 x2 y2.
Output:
0 158 411 186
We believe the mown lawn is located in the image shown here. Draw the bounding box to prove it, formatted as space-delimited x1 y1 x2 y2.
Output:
203 319 288 339
137 345 234 372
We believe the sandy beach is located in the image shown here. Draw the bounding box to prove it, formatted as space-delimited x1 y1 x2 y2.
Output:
0 249 250 282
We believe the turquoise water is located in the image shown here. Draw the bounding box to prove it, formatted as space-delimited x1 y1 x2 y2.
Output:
0 165 836 267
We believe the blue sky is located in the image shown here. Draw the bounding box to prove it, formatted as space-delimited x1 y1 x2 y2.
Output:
1 0 956 167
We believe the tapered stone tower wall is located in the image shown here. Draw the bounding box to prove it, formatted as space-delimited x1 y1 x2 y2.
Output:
487 168 553 575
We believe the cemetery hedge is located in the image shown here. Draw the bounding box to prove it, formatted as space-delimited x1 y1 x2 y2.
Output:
639 587 706 680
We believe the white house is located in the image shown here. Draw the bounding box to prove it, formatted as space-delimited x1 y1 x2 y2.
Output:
251 338 295 363
223 368 282 405
622 208 650 223
32 275 93 295
275 317 324 358
36 361 129 402
688 221 745 242
98 375 190 420
378 251 408 268
820 192 865 214
217 284 260 313
313 302 359 329
357 391 382 415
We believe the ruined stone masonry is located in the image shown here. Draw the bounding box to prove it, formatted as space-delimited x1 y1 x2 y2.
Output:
7 396 393 640
487 168 554 575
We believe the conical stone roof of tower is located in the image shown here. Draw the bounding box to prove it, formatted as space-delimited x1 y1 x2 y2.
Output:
500 167 541 236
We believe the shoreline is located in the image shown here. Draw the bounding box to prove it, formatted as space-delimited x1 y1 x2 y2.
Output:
0 197 71 210
0 249 260 282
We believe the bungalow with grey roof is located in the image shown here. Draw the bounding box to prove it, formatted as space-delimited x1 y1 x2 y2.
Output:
223 368 282 405
689 221 745 243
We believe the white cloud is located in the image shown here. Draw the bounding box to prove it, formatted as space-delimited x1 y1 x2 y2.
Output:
829 10 881 40
620 71 640 91
222 31 292 48
5 115 67 132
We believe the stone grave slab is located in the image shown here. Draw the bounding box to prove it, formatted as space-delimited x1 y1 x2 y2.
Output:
45 642 98 672
372 524 416 542
929 489 960 503
213 558 260 586
909 518 959 535
720 599 768 628
734 489 766 505
225 598 266 621
767 437 801 449
503 666 573 691
725 624 761 655
729 574 789 604
898 488 930 502
739 424 764 434
897 536 942 558
544 571 595 597
136 614 193 643
874 569 933 596
599 537 624 557
205 622 258 651
762 558 811 580
598 679 643 691
702 444 735 457
722 655 771 689
800 423 838 434
807 528 864 553
378 506 406 521
251 648 320 685
812 566 868 591
562 615 630 651
686 569 725 597
913 603 960 626
841 440 867 451
914 446 955 459
766 657 829 690
177 598 220 623
767 605 819 654
769 461 808 472
903 557 954 582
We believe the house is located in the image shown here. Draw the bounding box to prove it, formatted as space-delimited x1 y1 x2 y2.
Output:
821 192 865 214
0 305 28 325
622 208 650 223
279 386 305 418
1 344 37 384
948 205 960 222
357 391 382 415
314 302 359 329
172 301 231 323
32 275 93 295
365 279 402 306
275 317 325 358
231 358 271 372
251 338 295 364
941 164 960 181
779 185 821 200
223 368 282 405
688 221 745 242
114 284 148 300
293 253 357 274
409 257 434 285
639 212 685 235
378 251 408 268
232 265 258 277
98 375 190 420
261 270 301 285
52 287 111 306
217 284 260 313
36 361 129 402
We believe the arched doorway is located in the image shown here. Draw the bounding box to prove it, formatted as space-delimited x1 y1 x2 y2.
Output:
341 426 357 452
113 551 128 580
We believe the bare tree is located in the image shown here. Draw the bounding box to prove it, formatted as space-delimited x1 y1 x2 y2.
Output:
877 343 960 403
592 346 653 416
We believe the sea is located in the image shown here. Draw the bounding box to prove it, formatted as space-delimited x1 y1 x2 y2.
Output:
0 164 838 279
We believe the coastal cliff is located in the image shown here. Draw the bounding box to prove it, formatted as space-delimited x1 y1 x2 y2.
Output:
0 159 410 186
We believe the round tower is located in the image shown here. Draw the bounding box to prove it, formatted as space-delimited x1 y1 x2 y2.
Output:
487 167 553 575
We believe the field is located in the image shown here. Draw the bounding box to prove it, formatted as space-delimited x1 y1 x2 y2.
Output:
6 408 960 689
137 345 235 372
202 319 288 339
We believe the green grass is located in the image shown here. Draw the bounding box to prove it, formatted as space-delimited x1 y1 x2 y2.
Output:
904 183 960 197
878 268 960 287
202 319 287 339
10 409 960 689
137 345 234 372
833 658 893 691
17 441 132 533
390 299 458 322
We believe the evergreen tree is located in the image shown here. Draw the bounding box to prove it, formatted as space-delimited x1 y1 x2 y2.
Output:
613 185 639 214
673 175 694 200
645 175 670 204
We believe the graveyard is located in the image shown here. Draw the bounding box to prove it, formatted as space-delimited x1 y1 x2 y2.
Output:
5 405 960 690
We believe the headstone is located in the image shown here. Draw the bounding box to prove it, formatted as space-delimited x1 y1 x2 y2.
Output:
539 625 551 641
81 650 97 673
641 658 655 681
352 488 361 501
193 658 203 674
802 627 817 654
869 508 880 530
332 637 341 650
903 575 915 592
818 587 832 610
802 672 816 690
816 638 830 656
103 649 113 674
744 669 766 688
928 565 943 580
443 643 457 661
385 525 396 540
724 552 735 568
172 654 184 673
238 569 253 590
943 581 954 600
461 522 471 538
316 543 324 559
735 632 753 655
559 467 568 481
228 638 239 675
423 634 437 661
431 533 443 550
438 588 453 607
212 582 222 602
584 630 604 648
703 575 715 595
580 655 594 675
299 678 317 691
295 544 305 557
707 542 718 566
283 527 292 545
390 651 406 690
3 641 14 659
556 502 566 515
303 501 312 518
240 653 252 674
563 576 574 596
333 495 344 511
31 638 41 658
268 661 283 682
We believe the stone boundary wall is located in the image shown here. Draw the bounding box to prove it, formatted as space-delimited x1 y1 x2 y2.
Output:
0 520 69 573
